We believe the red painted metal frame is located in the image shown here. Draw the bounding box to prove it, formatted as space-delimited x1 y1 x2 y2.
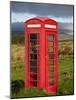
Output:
25 17 58 94
45 31 58 93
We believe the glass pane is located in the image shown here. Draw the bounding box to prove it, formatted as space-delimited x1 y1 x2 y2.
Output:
30 54 37 60
33 82 37 87
49 66 54 72
49 42 54 46
30 61 37 66
48 35 54 40
30 40 38 46
30 68 38 72
30 81 37 87
49 73 54 78
49 53 55 59
49 79 54 85
30 47 38 53
49 61 54 65
49 48 54 52
30 74 37 80
30 34 37 39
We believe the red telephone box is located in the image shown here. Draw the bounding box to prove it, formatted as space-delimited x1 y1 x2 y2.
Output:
25 17 58 94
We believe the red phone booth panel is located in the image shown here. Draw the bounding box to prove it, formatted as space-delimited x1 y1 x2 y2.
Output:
25 17 58 94
45 31 58 93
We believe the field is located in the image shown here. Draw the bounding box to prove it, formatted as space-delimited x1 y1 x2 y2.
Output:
11 40 74 98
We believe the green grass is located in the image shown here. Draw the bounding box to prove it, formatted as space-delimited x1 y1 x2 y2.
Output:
58 55 74 95
11 42 74 98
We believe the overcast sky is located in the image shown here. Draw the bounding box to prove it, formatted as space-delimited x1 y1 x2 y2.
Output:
11 2 73 23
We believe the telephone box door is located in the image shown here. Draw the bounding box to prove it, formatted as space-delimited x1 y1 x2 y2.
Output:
45 31 58 93
28 33 40 88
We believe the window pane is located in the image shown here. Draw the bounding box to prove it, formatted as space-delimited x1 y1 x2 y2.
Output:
30 61 37 66
49 48 54 52
49 66 54 72
49 60 54 65
48 35 54 40
49 73 54 78
30 68 38 72
30 34 37 39
30 54 37 60
30 40 37 46
49 79 54 85
49 53 55 59
30 74 37 80
49 42 54 46
30 47 38 53
30 81 37 87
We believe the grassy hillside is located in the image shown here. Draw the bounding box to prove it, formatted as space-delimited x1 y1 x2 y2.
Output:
58 33 73 41
11 33 73 44
11 39 74 98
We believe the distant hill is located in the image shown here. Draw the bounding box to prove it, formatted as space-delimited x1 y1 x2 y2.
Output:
11 22 24 35
11 22 73 41
58 33 73 41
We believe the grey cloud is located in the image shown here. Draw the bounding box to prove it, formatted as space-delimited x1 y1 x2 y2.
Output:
11 2 73 17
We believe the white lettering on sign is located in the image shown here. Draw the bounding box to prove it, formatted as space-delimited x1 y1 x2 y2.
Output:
27 24 41 28
45 24 56 28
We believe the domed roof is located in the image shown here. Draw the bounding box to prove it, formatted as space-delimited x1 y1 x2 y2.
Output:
26 16 57 23
34 16 50 21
